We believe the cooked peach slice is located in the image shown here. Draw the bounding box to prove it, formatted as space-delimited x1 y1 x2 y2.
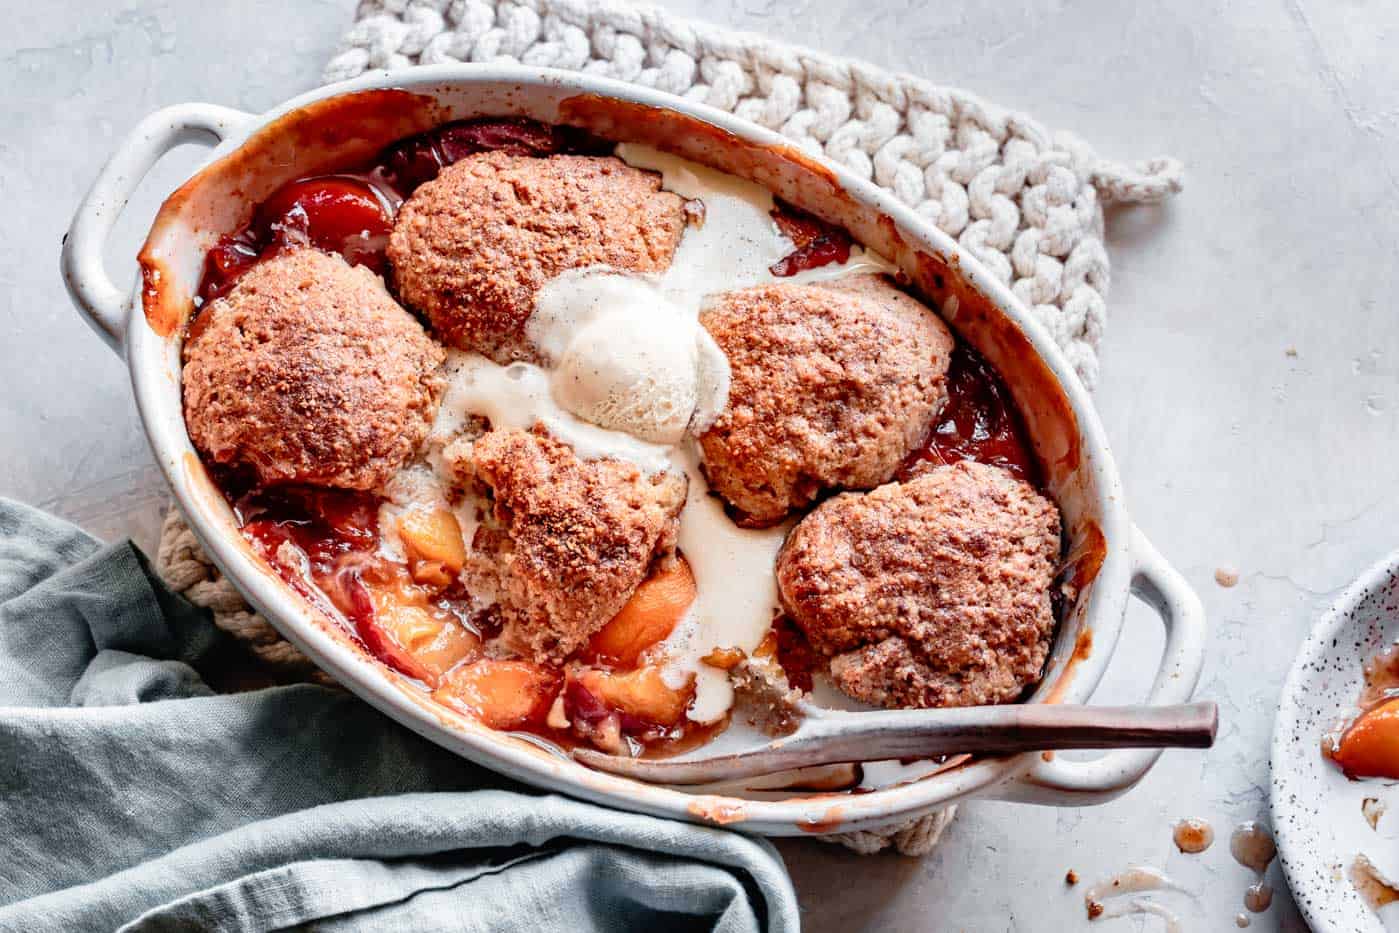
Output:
577 666 694 727
1334 697 1399 779
363 580 479 686
587 557 695 666
399 507 467 586
410 617 480 681
434 660 561 730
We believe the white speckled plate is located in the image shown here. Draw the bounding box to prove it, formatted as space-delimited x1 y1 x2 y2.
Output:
1272 553 1399 933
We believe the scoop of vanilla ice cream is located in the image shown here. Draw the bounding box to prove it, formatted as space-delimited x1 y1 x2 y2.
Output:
552 307 697 443
531 271 729 445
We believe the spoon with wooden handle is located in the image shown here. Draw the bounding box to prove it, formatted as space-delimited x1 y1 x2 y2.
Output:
571 701 1217 785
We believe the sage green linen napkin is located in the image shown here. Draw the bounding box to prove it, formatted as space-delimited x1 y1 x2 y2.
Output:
0 499 798 932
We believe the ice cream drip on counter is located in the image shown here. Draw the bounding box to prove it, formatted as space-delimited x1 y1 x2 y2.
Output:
1230 821 1277 920
1083 866 1190 931
1230 822 1276 875
1077 818 1287 930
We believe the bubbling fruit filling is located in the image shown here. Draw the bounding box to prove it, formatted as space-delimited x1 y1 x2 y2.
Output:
221 466 711 755
186 115 1055 758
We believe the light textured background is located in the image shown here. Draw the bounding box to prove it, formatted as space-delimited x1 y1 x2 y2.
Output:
7 0 1397 929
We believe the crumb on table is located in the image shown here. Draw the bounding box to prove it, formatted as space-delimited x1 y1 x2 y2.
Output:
1215 566 1240 588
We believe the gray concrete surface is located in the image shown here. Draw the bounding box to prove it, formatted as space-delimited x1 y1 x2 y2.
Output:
8 0 1397 928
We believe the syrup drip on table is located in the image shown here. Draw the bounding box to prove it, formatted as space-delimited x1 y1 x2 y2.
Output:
1229 821 1276 919
1229 821 1276 874
1242 881 1272 913
1171 817 1214 854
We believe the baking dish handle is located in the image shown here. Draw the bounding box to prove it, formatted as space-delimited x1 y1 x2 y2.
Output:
991 525 1208 805
61 103 252 353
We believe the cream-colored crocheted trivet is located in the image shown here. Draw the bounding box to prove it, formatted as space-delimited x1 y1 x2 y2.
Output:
156 509 315 674
156 0 1183 858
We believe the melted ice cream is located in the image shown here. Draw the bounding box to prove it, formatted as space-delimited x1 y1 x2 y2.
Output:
389 143 893 724
433 350 672 474
616 142 790 306
663 443 793 722
613 146 797 722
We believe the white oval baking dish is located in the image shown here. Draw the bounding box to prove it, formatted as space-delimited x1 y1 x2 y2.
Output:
61 65 1206 836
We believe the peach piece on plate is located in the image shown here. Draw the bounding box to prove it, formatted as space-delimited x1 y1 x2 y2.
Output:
587 557 695 667
434 660 561 730
1333 696 1399 779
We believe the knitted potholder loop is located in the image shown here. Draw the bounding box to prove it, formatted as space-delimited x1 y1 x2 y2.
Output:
827 804 958 856
156 508 316 673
